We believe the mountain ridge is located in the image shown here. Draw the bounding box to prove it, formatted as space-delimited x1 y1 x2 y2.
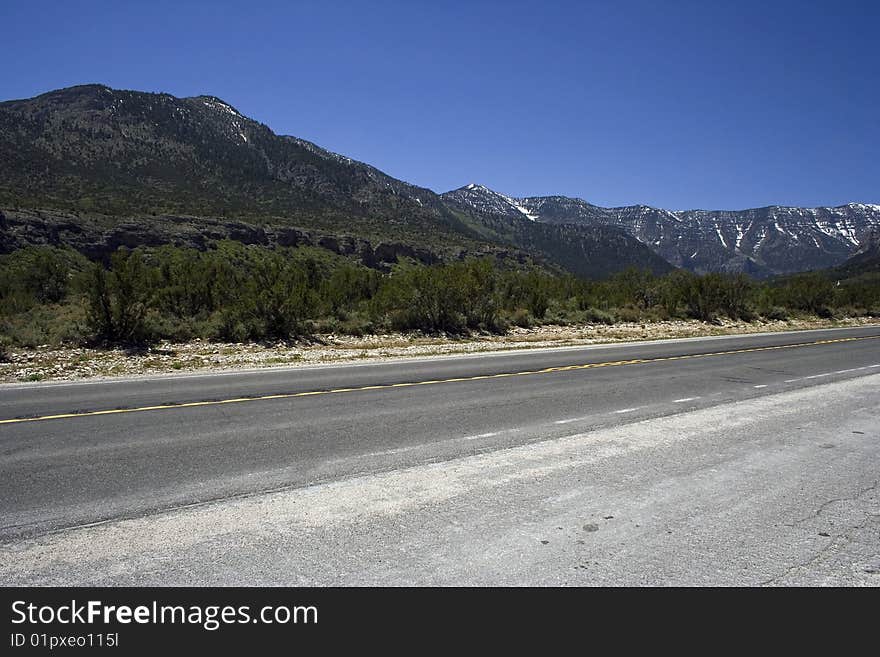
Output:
442 184 880 277
0 84 672 279
4 84 877 280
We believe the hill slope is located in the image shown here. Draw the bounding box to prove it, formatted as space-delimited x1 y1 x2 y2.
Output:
0 84 463 239
834 232 880 277
0 84 670 278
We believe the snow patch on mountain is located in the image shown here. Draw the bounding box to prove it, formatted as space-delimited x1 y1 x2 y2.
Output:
445 184 538 221
441 183 880 276
200 97 242 118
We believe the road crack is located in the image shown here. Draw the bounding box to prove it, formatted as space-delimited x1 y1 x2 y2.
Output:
790 480 878 526
761 480 879 585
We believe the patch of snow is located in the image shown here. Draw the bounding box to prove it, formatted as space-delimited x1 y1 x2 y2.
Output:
754 227 768 250
202 98 241 117
512 202 538 221
847 203 880 213
813 218 859 245
734 223 746 250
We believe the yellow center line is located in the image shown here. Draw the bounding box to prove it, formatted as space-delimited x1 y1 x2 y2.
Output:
1 334 877 426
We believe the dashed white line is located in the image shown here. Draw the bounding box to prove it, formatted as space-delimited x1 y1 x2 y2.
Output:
462 428 522 441
673 397 700 403
554 418 580 425
753 384 768 389
784 364 880 385
831 364 880 375
614 407 640 414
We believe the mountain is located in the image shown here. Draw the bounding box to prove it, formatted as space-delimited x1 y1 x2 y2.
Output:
443 184 540 221
441 185 880 277
834 231 880 277
439 188 671 277
0 84 465 241
0 84 670 279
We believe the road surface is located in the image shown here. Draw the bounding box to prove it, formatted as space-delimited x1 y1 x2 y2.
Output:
1 325 878 585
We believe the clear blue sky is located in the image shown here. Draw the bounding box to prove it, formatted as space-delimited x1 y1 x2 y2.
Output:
3 0 878 210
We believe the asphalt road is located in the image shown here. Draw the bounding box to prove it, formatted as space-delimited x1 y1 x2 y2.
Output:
2 372 877 586
1 325 879 582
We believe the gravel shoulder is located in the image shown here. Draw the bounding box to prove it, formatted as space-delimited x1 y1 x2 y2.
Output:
1 316 877 384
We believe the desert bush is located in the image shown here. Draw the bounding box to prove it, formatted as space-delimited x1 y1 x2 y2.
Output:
582 307 615 325
773 272 834 315
764 306 789 321
249 252 318 338
3 242 875 347
507 308 532 328
85 250 153 344
614 305 642 323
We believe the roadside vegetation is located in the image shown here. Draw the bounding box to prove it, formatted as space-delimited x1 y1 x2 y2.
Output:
1 243 878 348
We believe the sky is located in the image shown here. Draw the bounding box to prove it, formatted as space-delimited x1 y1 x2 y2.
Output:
3 0 878 210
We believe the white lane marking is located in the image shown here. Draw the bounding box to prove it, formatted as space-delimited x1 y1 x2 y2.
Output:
673 397 700 403
753 384 768 389
786 365 880 384
831 364 880 374
462 428 524 441
614 407 640 414
362 444 422 458
463 431 501 440
554 418 581 425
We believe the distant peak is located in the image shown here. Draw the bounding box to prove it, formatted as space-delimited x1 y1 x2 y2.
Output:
847 202 880 212
457 183 510 198
67 83 112 92
193 95 242 117
35 83 113 100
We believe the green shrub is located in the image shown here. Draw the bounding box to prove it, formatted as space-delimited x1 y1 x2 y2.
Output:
85 250 153 344
250 252 318 338
339 314 376 336
773 272 835 315
213 309 249 342
582 307 615 325
614 305 641 323
764 306 789 321
507 307 532 328
0 300 88 346
0 247 86 316
3 242 878 347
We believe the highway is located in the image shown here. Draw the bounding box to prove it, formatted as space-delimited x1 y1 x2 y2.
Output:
1 325 879 585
